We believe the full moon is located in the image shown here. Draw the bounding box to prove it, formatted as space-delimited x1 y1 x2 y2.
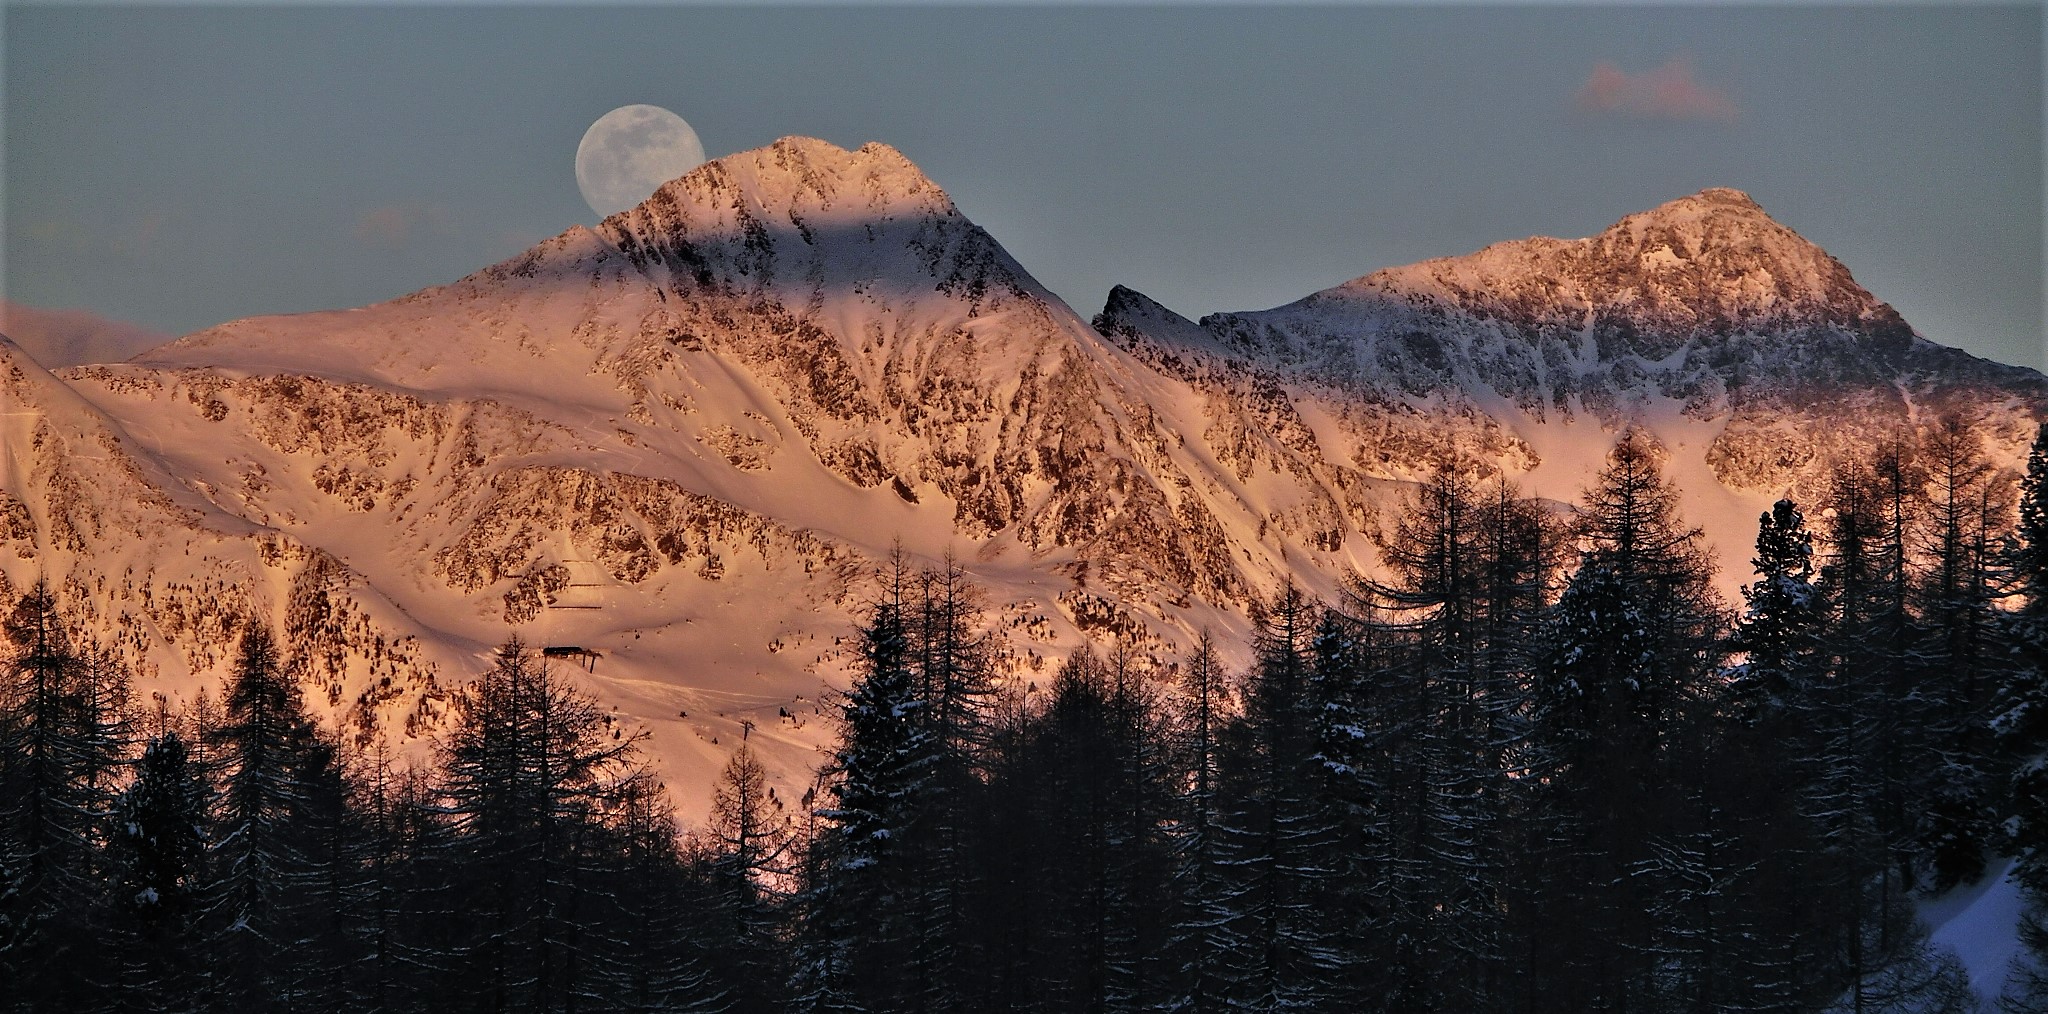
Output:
575 105 706 219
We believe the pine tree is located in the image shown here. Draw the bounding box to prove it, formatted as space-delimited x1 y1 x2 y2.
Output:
349 745 414 1014
903 556 995 1013
1911 415 2007 888
372 763 464 1013
1526 561 1662 1010
1356 471 1483 1010
1713 498 1840 1008
705 741 792 1012
2004 904 2048 1012
799 588 936 1013
1727 499 1825 724
1524 432 1726 1011
1301 607 1391 1010
1339 467 1547 1011
2000 422 2048 751
974 645 1174 1012
1100 639 1175 1011
604 771 726 1014
438 634 649 1012
205 620 337 1011
987 649 1118 1009
2004 421 2048 1001
1212 586 1346 1010
1162 631 1233 1014
0 580 132 1011
1864 442 1932 893
1811 458 1918 995
104 730 211 1014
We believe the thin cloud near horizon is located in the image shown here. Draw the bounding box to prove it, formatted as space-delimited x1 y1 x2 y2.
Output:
1576 55 1740 125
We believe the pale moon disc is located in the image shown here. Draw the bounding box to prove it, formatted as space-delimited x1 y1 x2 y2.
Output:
575 105 707 219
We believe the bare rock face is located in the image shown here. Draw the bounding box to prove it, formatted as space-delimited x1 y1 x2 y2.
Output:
1 340 448 746
6 148 2044 818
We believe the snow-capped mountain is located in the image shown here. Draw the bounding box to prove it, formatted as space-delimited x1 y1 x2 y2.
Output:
1098 184 2044 554
4 138 2041 819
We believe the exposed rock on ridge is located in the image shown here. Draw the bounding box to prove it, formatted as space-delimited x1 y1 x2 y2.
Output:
8 151 2045 821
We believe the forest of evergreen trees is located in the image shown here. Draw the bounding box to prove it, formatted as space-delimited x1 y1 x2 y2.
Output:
6 421 2048 1013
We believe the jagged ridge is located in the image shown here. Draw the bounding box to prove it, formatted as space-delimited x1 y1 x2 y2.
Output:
8 152 2045 824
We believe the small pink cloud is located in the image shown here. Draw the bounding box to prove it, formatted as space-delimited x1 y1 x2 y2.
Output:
352 203 453 249
1577 56 1739 124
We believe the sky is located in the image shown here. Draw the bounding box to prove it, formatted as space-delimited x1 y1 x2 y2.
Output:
4 4 2043 370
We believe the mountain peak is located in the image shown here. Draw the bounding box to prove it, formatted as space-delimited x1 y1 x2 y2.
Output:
1302 186 1893 343
1596 186 1796 254
1652 186 1764 215
622 135 955 231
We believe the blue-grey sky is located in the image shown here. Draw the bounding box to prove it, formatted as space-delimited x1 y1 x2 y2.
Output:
5 4 2043 369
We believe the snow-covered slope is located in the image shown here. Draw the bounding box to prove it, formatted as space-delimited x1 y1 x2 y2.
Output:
1098 187 2047 584
6 141 2043 822
1922 858 2028 1002
0 336 448 738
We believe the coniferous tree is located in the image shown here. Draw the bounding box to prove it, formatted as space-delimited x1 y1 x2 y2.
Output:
1811 459 1920 993
975 644 1174 1012
104 730 211 1014
1524 432 1726 1011
292 735 364 1014
607 771 726 1014
903 556 995 1013
1300 607 1389 1010
1348 470 1478 1012
984 650 1120 1010
1728 499 1826 724
1711 498 1842 1009
205 620 340 1011
2005 906 2048 1012
349 745 420 1014
799 585 935 1013
1865 443 1933 893
379 762 466 1013
437 634 649 1012
1912 416 2008 888
1212 586 1346 1010
1340 467 1548 1011
1100 639 1176 1011
2004 422 2048 1003
704 741 793 1012
1161 631 1234 1014
2000 422 2048 754
13 421 2048 1014
1526 561 1661 1009
0 581 132 1011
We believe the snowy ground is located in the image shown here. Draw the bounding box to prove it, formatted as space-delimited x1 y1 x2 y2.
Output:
1922 857 2028 1003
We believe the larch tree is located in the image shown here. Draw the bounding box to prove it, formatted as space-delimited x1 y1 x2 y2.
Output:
706 740 793 1012
1161 631 1234 1014
206 620 339 1011
1525 432 1727 1011
1911 415 2009 888
799 582 936 1014
104 730 212 1014
437 634 648 1012
2003 421 2048 1005
1213 585 1346 1011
